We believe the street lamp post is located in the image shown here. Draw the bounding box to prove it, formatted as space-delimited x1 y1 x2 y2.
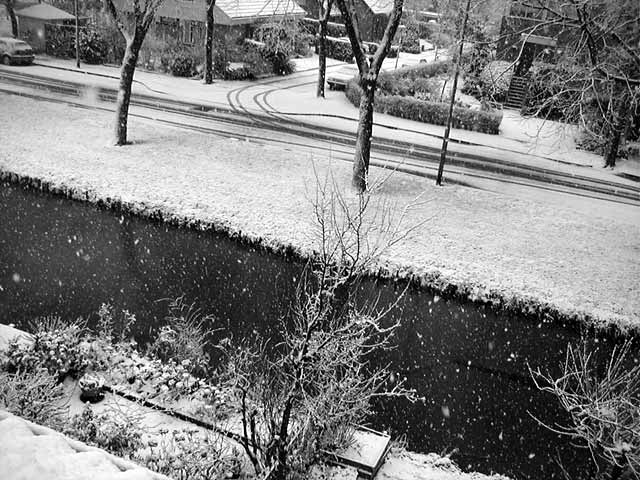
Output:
394 25 405 70
435 0 471 186
74 0 80 68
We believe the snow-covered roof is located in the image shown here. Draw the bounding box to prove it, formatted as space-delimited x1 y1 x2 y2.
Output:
216 0 305 23
362 0 393 15
15 3 75 20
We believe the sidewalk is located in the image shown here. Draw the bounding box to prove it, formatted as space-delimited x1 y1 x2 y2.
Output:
17 55 639 189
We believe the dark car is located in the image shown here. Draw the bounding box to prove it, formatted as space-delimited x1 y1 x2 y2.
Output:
0 37 35 65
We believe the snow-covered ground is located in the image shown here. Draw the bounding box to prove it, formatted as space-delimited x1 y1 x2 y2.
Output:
0 94 639 331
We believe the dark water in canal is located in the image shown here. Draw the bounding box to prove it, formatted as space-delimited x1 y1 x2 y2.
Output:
0 182 620 479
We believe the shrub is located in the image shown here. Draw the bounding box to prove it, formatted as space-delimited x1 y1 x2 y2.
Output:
169 51 198 77
345 79 503 134
400 18 421 54
461 42 493 99
136 428 241 480
1 317 94 381
531 340 640 479
65 403 143 458
375 61 450 98
522 62 582 121
79 28 109 64
44 24 110 65
254 20 298 75
327 22 346 38
0 369 67 428
147 296 212 375
390 60 450 82
417 20 439 40
474 60 513 103
263 47 295 76
45 24 76 58
324 36 354 62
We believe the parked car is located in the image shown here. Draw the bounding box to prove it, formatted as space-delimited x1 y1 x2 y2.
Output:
327 65 359 90
0 37 35 66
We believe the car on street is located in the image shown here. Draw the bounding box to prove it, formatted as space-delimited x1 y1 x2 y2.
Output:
0 37 35 66
327 65 359 90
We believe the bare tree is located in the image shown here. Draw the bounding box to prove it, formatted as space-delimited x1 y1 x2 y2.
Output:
335 0 405 192
512 0 640 167
316 0 334 98
103 0 164 145
531 340 639 480
204 0 216 85
222 175 419 479
1 0 18 38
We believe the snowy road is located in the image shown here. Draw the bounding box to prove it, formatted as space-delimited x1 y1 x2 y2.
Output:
1 67 639 213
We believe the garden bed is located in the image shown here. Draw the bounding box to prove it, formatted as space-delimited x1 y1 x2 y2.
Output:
0 318 510 480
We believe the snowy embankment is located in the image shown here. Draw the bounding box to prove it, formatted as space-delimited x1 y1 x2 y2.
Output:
1 94 639 333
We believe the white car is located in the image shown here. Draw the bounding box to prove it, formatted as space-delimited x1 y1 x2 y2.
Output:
0 37 35 65
327 65 360 90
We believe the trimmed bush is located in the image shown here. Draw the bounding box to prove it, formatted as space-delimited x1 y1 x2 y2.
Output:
327 22 347 38
345 79 503 134
301 18 346 37
389 59 450 81
324 36 354 62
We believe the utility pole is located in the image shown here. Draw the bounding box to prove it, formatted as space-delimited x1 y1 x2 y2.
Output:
394 25 405 70
435 0 471 186
74 0 80 68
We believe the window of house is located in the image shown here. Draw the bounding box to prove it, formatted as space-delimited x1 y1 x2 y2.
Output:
182 21 204 45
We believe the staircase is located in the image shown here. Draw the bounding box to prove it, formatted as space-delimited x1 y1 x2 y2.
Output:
504 75 529 110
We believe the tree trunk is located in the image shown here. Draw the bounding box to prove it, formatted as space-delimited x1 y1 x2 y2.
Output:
114 34 143 146
8 1 18 38
604 96 629 168
204 0 215 84
317 18 328 97
273 397 293 480
352 78 376 192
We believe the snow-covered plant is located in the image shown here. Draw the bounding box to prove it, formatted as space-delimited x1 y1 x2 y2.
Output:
222 175 419 478
97 303 137 343
137 428 242 480
1 317 93 381
478 60 513 103
147 296 213 376
0 368 67 429
531 339 639 479
65 403 144 458
111 351 223 404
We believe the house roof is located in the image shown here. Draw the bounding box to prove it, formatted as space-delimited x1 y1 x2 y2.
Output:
15 3 75 20
215 0 305 24
362 0 393 15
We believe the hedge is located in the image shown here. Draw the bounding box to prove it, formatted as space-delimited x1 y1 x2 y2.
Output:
302 18 346 37
324 36 353 62
382 59 450 82
345 79 503 134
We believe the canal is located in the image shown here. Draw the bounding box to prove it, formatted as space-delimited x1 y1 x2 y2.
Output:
0 182 616 479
